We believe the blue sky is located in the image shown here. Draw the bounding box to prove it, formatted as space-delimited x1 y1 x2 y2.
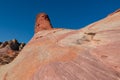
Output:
0 0 120 43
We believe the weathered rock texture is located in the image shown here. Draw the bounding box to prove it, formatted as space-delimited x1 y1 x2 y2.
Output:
34 13 53 33
0 9 120 80
0 39 25 65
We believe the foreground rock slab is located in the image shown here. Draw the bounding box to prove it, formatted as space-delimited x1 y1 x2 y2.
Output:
0 10 120 80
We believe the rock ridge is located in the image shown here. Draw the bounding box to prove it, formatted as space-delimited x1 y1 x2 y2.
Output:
108 8 120 16
0 39 25 65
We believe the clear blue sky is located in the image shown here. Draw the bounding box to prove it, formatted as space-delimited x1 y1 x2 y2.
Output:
0 0 120 43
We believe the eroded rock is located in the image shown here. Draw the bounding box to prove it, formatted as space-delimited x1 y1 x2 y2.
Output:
0 39 25 65
0 9 120 80
34 13 53 33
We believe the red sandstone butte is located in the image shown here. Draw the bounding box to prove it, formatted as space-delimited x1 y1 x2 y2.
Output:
34 13 53 33
0 9 120 80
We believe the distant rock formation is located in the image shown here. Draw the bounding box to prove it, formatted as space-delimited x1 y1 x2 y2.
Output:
34 13 53 33
0 39 25 65
0 9 120 80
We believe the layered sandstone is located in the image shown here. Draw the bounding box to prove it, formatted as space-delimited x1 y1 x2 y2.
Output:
0 10 120 80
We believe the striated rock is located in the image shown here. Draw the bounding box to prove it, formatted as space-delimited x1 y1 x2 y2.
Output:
0 9 120 80
0 39 25 65
34 13 53 33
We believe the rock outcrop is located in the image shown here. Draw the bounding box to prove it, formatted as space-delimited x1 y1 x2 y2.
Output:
34 13 53 33
0 9 120 80
0 39 25 65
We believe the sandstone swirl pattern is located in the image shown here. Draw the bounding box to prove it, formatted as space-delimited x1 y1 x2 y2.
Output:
0 9 120 80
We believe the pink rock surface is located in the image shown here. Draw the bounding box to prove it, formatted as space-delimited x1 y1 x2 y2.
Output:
0 9 120 80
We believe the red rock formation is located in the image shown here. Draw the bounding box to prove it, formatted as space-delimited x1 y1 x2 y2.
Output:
34 13 53 33
0 39 25 65
0 9 120 80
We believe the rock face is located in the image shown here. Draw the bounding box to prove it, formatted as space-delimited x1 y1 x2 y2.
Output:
34 13 53 33
0 9 120 80
0 39 25 65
